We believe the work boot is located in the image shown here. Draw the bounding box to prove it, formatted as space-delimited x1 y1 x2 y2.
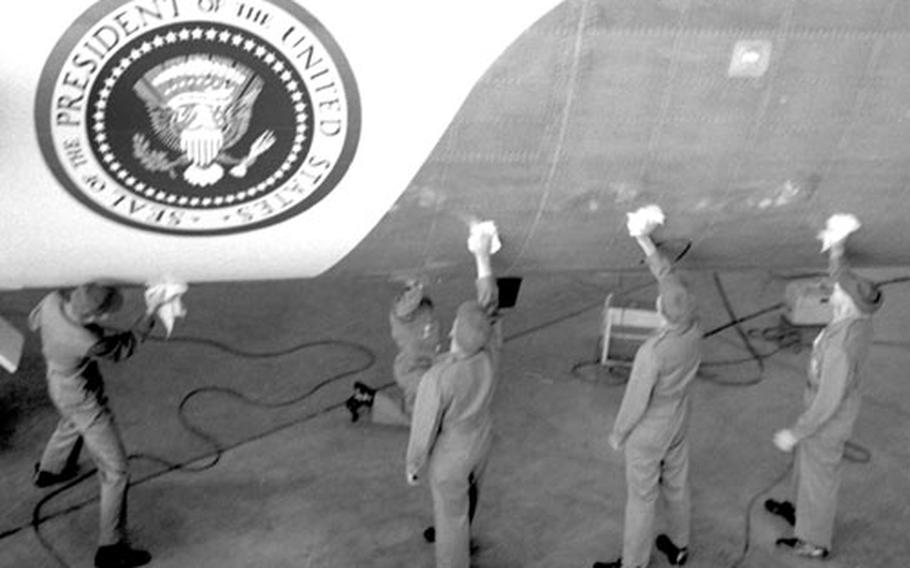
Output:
422 526 479 554
775 537 829 559
344 395 363 422
94 543 151 568
353 381 375 402
656 534 688 565
764 499 796 526
33 463 79 488
344 382 375 422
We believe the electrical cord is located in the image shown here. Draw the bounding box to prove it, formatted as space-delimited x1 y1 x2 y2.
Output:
570 278 789 387
727 437 872 568
569 265 888 568
22 334 376 568
699 271 873 567
728 458 794 568
698 272 769 387
9 270 905 567
16 290 620 567
568 280 657 386
874 275 910 288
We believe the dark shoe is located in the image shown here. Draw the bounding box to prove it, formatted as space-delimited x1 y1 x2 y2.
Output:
764 499 796 526
94 543 152 568
656 534 688 565
592 559 623 568
775 537 829 559
422 526 478 554
33 462 79 488
353 381 375 403
344 395 363 423
345 382 375 422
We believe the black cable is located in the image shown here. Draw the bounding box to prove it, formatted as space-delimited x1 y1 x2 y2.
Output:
22 335 375 568
698 315 813 385
583 263 910 568
875 275 910 287
728 437 872 568
570 311 792 386
708 272 765 372
30 470 98 568
702 303 785 339
162 336 376 471
571 271 788 387
729 458 794 568
572 265 884 568
704 276 874 567
15 269 903 567
671 240 693 264
18 291 620 567
567 280 658 386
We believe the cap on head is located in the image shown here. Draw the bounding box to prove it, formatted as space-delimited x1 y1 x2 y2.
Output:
453 300 491 356
657 276 696 326
70 283 123 319
835 271 882 315
393 285 432 319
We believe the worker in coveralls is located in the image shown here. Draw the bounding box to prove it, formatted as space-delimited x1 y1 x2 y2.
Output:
344 278 441 426
405 223 501 568
594 205 700 568
30 283 155 568
767 214 882 559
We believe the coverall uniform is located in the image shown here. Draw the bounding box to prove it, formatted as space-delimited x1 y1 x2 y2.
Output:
787 254 880 551
371 294 441 426
30 291 140 547
406 276 500 568
610 250 700 568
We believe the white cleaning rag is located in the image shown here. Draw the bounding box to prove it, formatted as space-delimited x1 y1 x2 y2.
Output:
818 213 861 251
145 280 188 337
467 220 502 255
626 204 665 237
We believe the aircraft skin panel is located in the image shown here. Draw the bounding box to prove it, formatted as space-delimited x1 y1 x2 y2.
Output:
332 0 910 278
0 0 564 289
4 0 910 290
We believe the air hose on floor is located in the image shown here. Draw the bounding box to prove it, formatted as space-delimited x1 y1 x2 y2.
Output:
571 270 877 567
24 334 376 568
17 289 625 567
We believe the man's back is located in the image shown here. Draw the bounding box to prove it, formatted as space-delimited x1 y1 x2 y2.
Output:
31 292 97 377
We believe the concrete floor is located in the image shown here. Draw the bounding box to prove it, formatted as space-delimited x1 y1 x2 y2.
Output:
2 266 909 568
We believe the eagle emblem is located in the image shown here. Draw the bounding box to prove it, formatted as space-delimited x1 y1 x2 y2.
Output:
132 54 275 187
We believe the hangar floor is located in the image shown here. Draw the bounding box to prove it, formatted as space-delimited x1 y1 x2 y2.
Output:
1 266 909 568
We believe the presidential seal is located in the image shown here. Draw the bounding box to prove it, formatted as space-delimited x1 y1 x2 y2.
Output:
36 0 360 235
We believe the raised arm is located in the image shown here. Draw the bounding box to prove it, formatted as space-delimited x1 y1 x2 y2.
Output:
639 235 677 282
627 205 695 328
469 222 499 314
818 213 861 280
627 205 672 281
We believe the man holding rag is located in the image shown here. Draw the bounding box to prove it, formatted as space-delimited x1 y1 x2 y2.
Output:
767 214 882 559
31 283 157 568
344 277 441 426
594 205 701 568
405 222 501 568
